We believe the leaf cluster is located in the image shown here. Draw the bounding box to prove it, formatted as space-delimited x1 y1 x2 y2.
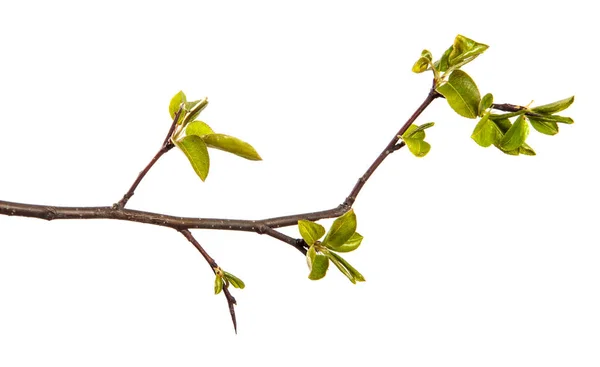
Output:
169 91 262 181
412 35 575 156
298 210 365 283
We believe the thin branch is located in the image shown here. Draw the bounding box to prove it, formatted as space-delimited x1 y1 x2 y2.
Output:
178 229 238 332
115 108 183 209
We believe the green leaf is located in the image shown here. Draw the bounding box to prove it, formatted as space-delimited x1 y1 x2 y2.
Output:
214 274 223 294
403 122 434 139
327 251 365 283
491 117 512 133
412 50 433 73
307 246 329 280
471 113 503 147
322 209 357 250
202 134 262 161
436 70 481 119
478 93 494 116
298 220 326 246
519 143 536 156
499 116 529 151
169 91 187 120
535 114 574 124
186 120 215 137
331 232 363 253
181 98 208 126
404 138 431 157
176 135 210 181
223 271 245 289
528 116 559 135
434 46 452 72
447 35 489 69
531 96 574 114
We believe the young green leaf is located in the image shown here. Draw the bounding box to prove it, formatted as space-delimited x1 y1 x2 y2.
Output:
404 138 431 157
327 251 365 283
531 96 574 114
478 93 494 116
186 120 215 137
176 135 210 181
471 113 503 147
436 70 481 119
519 143 536 156
322 209 357 250
202 134 262 161
331 232 363 253
223 271 245 289
434 46 452 72
298 220 326 246
539 115 574 124
214 274 224 294
181 98 208 126
499 116 529 151
528 116 559 135
307 246 329 280
404 122 434 139
412 50 433 73
447 35 489 69
169 90 187 120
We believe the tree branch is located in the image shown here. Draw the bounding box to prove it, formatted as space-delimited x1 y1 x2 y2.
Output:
178 229 238 332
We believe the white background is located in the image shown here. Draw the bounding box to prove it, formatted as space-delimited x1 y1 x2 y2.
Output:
0 1 598 366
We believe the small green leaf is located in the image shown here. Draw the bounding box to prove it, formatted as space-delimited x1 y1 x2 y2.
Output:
531 96 574 115
436 70 481 119
538 114 574 124
223 271 245 289
169 91 187 120
412 50 433 73
528 116 559 135
331 232 363 253
447 35 489 69
519 143 536 156
176 135 210 181
214 274 223 294
478 93 494 116
202 134 262 161
186 120 215 137
471 113 503 147
404 122 434 139
307 246 329 280
434 46 453 72
404 138 431 157
322 209 357 250
499 116 529 151
327 251 365 283
181 98 208 126
298 220 326 246
491 117 512 133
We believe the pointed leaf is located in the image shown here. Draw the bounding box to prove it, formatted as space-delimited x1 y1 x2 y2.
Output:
531 96 574 114
404 138 431 157
436 70 481 118
223 271 245 289
519 143 536 156
403 122 434 139
186 120 215 137
528 116 559 135
447 35 489 69
539 114 573 124
214 274 224 294
322 209 357 250
434 46 453 72
478 93 494 116
298 220 326 246
328 251 365 283
307 246 329 280
176 135 210 181
471 113 503 147
202 134 262 161
499 116 529 151
169 91 187 120
182 98 208 126
332 232 363 253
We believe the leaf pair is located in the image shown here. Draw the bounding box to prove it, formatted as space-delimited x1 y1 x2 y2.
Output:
169 91 262 182
214 268 245 295
400 123 434 158
299 210 365 283
528 96 575 136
